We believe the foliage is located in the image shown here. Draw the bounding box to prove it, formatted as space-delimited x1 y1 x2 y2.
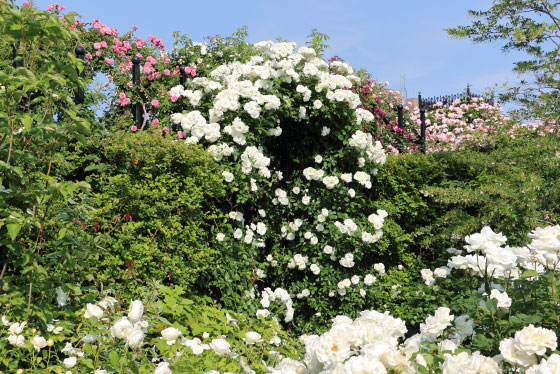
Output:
370 132 560 268
0 285 303 373
69 131 226 299
0 0 96 321
446 0 560 122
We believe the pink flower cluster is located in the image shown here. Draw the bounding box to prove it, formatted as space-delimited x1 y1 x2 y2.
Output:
118 93 131 106
47 3 65 12
406 97 509 152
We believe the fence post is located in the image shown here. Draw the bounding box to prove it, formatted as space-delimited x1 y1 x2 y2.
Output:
131 55 144 129
419 108 426 154
397 104 404 152
12 42 23 69
466 83 471 104
418 91 423 109
74 46 85 105
179 65 186 86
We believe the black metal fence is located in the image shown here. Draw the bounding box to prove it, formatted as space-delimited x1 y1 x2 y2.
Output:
419 85 494 109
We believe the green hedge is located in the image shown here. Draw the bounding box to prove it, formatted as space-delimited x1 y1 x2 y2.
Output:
77 132 226 299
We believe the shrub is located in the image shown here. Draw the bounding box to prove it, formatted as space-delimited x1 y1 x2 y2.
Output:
75 131 226 299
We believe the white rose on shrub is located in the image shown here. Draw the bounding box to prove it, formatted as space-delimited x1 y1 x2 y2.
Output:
514 324 557 356
111 318 133 339
161 327 182 345
210 337 231 355
84 304 104 319
30 336 47 351
244 331 263 345
63 357 77 368
154 362 172 374
126 326 145 348
128 300 144 323
420 307 454 339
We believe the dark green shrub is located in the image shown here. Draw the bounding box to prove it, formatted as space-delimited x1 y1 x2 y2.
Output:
75 132 226 299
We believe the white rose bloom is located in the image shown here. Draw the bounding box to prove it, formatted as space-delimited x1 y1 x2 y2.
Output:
420 307 454 339
499 337 538 368
154 362 173 374
348 188 356 198
313 100 322 109
244 331 263 345
342 355 387 374
183 337 210 354
526 353 560 374
128 300 144 323
302 196 311 205
234 228 243 239
30 335 47 351
210 338 231 356
351 275 360 284
434 266 450 278
216 233 225 241
84 303 104 319
126 326 145 348
111 318 134 339
161 327 182 345
487 289 512 310
222 171 234 182
322 176 339 189
7 334 25 347
314 155 323 163
364 274 376 285
321 126 331 136
56 286 68 307
310 264 320 275
63 357 77 368
94 370 108 374
514 324 557 356
9 322 26 335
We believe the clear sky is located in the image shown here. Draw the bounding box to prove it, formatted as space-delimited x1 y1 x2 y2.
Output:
31 0 525 110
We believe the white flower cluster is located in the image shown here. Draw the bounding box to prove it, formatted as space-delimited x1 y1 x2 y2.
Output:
168 84 203 106
259 287 294 322
170 111 221 144
240 146 271 177
268 307 512 374
420 266 449 286
499 324 557 369
447 226 559 279
287 253 308 270
348 130 387 165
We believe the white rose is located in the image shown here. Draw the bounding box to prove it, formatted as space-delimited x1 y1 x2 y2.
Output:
244 331 262 345
30 335 47 351
63 357 77 368
514 324 557 356
126 327 145 348
128 300 144 323
210 338 231 356
84 303 104 319
111 318 133 339
161 327 182 345
154 362 172 374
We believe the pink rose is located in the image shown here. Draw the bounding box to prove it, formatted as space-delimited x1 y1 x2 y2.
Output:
151 99 159 108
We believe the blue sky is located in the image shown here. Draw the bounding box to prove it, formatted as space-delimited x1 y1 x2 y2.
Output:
32 0 524 110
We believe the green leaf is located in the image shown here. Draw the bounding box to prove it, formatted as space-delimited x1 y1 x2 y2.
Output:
109 350 119 367
6 223 21 241
520 269 540 279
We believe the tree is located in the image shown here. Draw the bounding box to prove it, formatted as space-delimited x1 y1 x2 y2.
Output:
446 0 560 123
